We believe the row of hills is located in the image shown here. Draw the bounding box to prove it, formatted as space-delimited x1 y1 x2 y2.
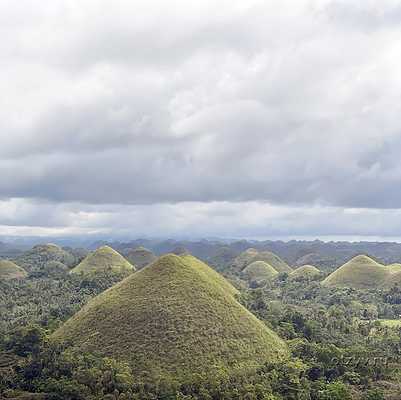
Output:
3 242 401 291
5 237 401 272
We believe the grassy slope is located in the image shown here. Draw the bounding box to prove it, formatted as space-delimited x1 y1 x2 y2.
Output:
388 263 401 273
243 261 278 281
233 248 292 273
290 265 320 279
322 255 389 289
0 260 27 280
70 246 135 275
54 254 288 382
125 247 157 269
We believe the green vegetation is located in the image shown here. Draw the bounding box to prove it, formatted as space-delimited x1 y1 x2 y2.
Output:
232 248 260 270
0 260 27 281
16 243 76 274
233 248 292 273
70 246 135 276
243 260 278 283
290 265 320 280
3 243 401 399
377 319 401 328
125 246 157 269
54 254 288 383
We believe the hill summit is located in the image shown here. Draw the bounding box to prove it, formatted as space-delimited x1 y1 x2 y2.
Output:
322 255 387 289
233 248 291 273
70 246 135 275
16 243 75 272
290 265 320 280
54 254 288 382
0 260 27 280
243 260 278 282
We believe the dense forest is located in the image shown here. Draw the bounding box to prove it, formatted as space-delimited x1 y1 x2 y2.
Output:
1 242 401 399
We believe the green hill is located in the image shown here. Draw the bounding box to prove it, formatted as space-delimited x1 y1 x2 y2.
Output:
0 260 27 280
125 246 157 269
243 261 278 282
290 265 320 280
232 248 260 270
16 244 75 272
322 255 388 289
53 254 288 383
232 248 291 273
70 246 135 276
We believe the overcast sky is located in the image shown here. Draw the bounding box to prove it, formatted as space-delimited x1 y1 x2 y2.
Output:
1 0 401 240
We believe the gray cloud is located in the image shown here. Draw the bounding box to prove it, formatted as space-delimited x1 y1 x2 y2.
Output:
1 0 401 238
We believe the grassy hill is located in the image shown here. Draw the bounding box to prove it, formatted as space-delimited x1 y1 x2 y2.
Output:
0 260 27 280
232 248 291 273
53 254 288 383
70 246 135 276
125 246 157 269
243 261 278 282
322 255 401 289
290 265 320 280
388 263 401 273
232 248 259 270
322 255 389 289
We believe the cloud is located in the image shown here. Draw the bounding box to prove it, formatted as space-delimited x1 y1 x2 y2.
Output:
1 0 401 237
2 198 401 240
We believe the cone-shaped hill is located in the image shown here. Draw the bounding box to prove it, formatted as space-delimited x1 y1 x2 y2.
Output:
233 248 291 273
322 255 388 289
70 246 135 276
53 254 288 382
0 260 27 280
243 261 278 282
290 265 320 280
125 246 157 269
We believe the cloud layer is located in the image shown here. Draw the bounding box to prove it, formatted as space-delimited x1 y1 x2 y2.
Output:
1 0 401 238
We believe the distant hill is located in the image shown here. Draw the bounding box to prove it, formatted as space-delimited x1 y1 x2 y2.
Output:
290 265 320 280
86 238 401 273
232 248 260 270
54 254 288 383
15 244 75 275
322 255 388 289
232 248 292 273
243 261 278 282
294 253 336 271
70 246 135 276
207 246 239 271
125 246 157 269
0 260 27 280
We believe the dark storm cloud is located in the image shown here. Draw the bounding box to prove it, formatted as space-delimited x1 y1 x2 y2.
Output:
1 0 401 237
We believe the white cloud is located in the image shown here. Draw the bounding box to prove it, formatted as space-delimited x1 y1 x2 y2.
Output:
1 0 401 237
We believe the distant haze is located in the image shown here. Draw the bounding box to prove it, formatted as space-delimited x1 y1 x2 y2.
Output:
1 0 401 240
